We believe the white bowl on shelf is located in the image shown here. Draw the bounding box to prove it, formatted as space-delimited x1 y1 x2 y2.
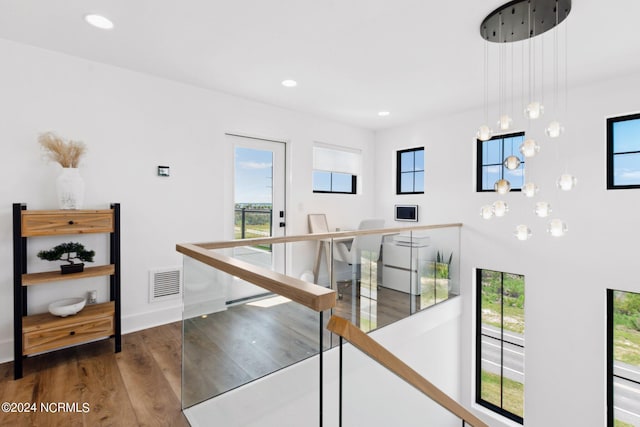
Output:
48 297 86 317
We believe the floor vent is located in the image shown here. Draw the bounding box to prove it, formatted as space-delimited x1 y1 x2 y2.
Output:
149 267 182 303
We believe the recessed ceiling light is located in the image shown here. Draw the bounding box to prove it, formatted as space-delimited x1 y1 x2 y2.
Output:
378 111 390 117
281 79 297 88
84 14 114 30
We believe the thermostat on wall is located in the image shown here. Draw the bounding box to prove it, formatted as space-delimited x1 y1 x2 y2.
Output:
158 166 170 177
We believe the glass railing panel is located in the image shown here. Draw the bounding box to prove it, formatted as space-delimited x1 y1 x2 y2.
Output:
182 253 323 409
408 227 461 314
294 237 332 288
330 225 461 334
331 231 403 334
340 340 462 426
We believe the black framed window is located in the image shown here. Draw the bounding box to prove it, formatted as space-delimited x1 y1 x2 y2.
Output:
313 171 357 194
396 147 424 194
477 132 525 192
607 289 640 426
476 268 525 424
607 113 640 189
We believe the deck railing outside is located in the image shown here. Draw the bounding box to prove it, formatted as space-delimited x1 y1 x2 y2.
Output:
234 207 272 244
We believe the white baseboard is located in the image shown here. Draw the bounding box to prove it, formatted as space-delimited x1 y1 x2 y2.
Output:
0 305 183 364
121 304 182 334
0 338 13 365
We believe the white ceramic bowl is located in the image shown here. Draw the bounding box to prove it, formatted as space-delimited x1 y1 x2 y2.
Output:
48 297 86 317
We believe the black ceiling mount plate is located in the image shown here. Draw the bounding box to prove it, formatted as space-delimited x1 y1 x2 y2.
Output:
480 0 571 43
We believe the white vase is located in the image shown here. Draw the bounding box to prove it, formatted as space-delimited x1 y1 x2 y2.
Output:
56 168 85 209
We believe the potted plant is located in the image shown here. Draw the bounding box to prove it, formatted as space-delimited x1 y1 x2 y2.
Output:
436 250 453 280
435 250 453 302
37 242 95 274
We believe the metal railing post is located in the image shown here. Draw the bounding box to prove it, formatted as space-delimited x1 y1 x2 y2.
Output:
269 209 273 237
319 310 323 427
339 336 343 427
241 207 246 239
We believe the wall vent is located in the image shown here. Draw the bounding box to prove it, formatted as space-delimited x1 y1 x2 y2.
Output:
149 267 182 303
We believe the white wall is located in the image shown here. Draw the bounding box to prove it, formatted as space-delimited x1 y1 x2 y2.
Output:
0 38 375 362
373 73 640 426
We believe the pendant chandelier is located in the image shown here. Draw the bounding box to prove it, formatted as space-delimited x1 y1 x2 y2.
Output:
477 0 573 240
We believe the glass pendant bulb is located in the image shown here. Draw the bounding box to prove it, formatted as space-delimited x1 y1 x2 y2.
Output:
524 101 544 119
480 205 494 220
477 125 493 141
514 225 532 241
547 218 568 237
492 200 509 217
503 155 521 170
519 138 540 158
557 173 577 191
545 120 564 138
494 179 511 194
498 114 513 131
535 201 552 218
522 182 539 198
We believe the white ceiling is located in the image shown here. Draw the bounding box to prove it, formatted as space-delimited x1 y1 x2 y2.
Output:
1 0 639 130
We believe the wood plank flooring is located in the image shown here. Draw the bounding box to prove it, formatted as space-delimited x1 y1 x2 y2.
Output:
0 322 188 427
182 299 324 407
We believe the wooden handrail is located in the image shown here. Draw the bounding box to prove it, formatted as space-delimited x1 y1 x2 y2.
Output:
194 222 462 250
176 243 336 312
327 315 489 427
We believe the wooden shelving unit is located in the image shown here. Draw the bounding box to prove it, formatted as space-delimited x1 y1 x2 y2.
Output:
12 203 121 379
22 264 116 286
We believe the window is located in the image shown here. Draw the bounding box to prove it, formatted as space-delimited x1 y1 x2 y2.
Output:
477 132 525 192
313 143 361 194
396 147 424 194
312 171 356 194
607 113 640 189
476 268 525 424
607 289 640 426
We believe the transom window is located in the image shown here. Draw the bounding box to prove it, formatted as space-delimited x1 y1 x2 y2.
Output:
396 147 424 194
607 113 640 189
477 132 525 192
476 268 525 424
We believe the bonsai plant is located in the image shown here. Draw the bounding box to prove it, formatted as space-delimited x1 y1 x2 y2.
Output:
37 242 95 274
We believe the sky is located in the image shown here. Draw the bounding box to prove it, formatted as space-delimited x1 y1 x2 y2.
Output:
613 119 640 185
234 147 273 204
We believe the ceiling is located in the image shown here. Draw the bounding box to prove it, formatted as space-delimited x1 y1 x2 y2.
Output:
1 0 639 130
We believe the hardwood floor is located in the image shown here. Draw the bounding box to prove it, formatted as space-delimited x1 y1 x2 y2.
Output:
182 298 326 408
0 322 188 427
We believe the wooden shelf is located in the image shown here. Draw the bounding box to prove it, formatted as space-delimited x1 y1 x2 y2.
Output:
22 264 115 286
21 209 114 237
22 301 115 356
23 301 115 332
12 203 121 379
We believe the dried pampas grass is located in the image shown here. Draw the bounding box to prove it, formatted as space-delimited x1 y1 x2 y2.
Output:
38 132 87 168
